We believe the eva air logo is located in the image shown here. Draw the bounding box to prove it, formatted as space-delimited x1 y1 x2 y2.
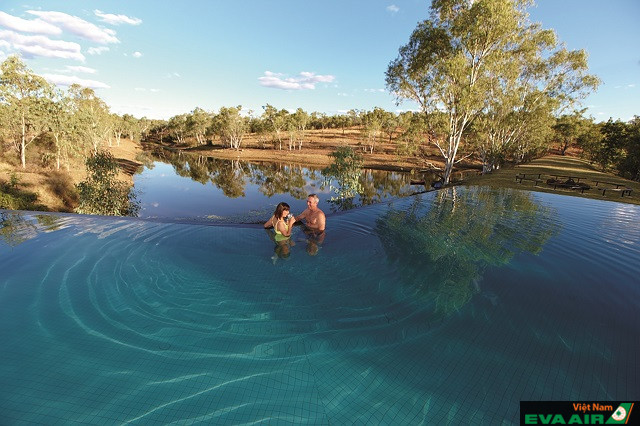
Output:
607 403 633 424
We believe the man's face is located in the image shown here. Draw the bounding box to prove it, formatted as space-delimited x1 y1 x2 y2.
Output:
307 198 317 210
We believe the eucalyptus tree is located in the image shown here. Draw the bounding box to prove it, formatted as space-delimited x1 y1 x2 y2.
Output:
110 113 126 147
386 0 598 184
397 112 428 156
68 84 111 155
261 104 288 150
122 114 142 142
474 24 597 172
618 116 640 181
330 114 351 135
186 107 211 146
553 109 589 155
292 108 309 150
47 89 77 170
359 108 384 154
380 110 399 143
286 115 298 151
590 119 627 172
167 113 188 145
310 111 328 131
0 55 53 168
137 117 152 141
217 106 248 150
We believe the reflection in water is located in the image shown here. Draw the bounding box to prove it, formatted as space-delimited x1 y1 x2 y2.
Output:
0 211 73 247
0 210 156 248
0 211 37 247
375 186 559 317
142 149 424 219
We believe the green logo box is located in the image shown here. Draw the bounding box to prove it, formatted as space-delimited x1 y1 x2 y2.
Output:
520 401 638 425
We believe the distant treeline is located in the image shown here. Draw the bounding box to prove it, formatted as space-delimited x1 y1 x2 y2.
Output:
1 55 638 181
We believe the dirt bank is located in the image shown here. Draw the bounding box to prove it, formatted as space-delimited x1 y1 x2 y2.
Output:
1 139 143 212
149 127 449 173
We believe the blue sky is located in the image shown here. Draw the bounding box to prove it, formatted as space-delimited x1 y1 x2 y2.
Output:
1 0 638 121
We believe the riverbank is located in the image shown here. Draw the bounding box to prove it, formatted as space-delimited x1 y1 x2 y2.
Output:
1 138 143 212
2 132 638 213
151 128 451 173
461 155 640 206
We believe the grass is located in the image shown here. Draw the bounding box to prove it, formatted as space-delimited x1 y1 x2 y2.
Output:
460 155 640 206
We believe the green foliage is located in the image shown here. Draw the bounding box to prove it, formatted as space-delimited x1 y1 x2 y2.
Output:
0 55 53 168
375 187 558 317
216 106 248 150
0 173 45 211
386 0 599 183
322 147 364 206
583 116 640 181
76 151 140 216
617 117 640 181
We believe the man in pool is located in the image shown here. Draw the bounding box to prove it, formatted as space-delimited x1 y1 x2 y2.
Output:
296 194 325 233
296 194 326 255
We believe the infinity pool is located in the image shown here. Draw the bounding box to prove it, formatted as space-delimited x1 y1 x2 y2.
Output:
1 187 638 424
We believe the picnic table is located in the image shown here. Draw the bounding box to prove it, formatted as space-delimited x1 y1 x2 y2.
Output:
515 173 542 186
549 174 584 183
593 181 633 197
545 175 590 193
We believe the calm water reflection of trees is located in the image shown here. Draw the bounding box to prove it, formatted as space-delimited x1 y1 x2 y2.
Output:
147 149 420 212
0 211 64 247
375 187 559 317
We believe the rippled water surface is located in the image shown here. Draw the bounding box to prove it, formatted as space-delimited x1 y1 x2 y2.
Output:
1 187 639 424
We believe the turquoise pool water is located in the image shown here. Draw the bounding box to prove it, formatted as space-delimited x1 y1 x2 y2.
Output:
1 187 638 424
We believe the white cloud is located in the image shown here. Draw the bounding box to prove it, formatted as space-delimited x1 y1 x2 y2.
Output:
43 73 110 89
88 46 109 55
0 11 62 35
27 10 119 44
258 71 336 90
165 72 181 78
94 10 142 26
132 51 142 58
387 5 400 13
364 88 385 93
66 65 96 74
0 30 84 61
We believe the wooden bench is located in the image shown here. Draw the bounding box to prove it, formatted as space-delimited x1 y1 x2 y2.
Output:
515 173 542 186
593 181 633 197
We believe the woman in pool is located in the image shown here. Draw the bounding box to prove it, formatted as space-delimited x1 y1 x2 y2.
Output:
264 202 296 261
264 202 296 239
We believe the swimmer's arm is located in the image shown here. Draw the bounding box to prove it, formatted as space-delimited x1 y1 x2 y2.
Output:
278 217 295 236
263 215 274 228
295 209 308 222
316 212 326 231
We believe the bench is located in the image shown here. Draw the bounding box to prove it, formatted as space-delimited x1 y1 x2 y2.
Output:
515 173 542 186
593 181 633 197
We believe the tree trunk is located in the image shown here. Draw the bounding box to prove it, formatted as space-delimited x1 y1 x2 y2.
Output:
21 114 26 168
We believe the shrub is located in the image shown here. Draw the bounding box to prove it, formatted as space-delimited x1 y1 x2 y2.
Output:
76 151 140 216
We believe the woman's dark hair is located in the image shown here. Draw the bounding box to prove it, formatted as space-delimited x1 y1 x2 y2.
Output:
273 202 290 219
